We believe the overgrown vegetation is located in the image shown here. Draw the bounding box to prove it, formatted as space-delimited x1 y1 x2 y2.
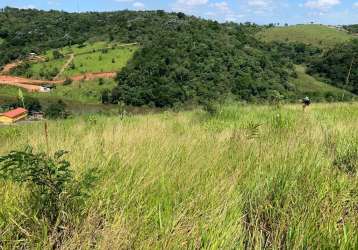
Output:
0 146 98 248
45 100 70 119
1 103 358 248
113 20 294 107
308 40 358 93
343 25 358 34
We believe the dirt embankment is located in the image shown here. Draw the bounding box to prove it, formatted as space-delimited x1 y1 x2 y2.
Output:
0 72 117 92
0 61 21 75
0 81 42 92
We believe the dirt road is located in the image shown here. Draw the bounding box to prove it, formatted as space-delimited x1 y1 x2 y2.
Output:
54 54 74 80
0 72 117 92
0 81 41 92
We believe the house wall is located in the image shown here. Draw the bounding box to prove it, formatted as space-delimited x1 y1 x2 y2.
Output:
12 113 27 122
0 113 27 124
0 116 14 124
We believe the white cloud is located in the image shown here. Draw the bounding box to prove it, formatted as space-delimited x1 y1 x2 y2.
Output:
176 0 209 6
304 0 341 10
210 2 230 12
247 0 271 8
172 0 209 14
133 2 145 10
354 2 358 8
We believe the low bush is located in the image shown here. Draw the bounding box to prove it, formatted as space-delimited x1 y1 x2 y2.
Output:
0 146 98 224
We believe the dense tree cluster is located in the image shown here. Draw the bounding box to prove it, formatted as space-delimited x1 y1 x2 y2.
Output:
113 19 294 107
308 40 358 93
343 25 358 34
267 41 322 64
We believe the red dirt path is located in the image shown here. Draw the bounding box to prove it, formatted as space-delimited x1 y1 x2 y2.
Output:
0 61 21 75
0 72 117 92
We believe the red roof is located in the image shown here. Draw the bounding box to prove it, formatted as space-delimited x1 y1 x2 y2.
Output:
1 108 28 119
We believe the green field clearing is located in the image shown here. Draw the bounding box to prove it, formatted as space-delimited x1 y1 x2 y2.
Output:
27 57 66 79
60 41 117 56
11 42 138 79
2 103 358 248
0 78 117 104
44 42 124 59
292 65 352 98
257 24 355 48
62 46 137 77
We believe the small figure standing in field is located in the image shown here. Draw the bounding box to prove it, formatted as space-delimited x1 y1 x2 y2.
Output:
302 96 311 111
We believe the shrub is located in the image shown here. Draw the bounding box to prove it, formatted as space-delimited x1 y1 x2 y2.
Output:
334 142 358 176
63 78 73 85
52 50 64 59
0 146 99 242
101 89 111 104
0 147 72 221
25 97 42 113
45 100 70 119
202 101 219 116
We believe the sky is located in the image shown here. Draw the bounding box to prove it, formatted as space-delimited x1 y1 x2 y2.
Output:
1 0 358 24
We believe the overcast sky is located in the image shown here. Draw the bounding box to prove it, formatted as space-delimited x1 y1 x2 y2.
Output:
1 0 358 24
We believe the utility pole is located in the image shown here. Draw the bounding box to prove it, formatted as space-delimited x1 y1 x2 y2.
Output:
346 56 355 85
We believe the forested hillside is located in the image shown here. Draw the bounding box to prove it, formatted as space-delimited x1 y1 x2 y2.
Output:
343 25 358 34
0 7 295 106
0 7 356 107
113 21 295 107
0 7 172 66
308 40 358 93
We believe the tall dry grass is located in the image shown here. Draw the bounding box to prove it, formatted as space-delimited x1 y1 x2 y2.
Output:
1 103 358 249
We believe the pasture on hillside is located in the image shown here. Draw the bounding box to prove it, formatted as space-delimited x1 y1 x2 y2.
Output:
62 46 137 77
292 65 353 100
1 103 358 248
257 24 355 48
10 42 138 80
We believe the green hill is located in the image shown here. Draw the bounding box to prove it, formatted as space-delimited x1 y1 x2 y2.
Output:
0 8 356 107
292 65 353 100
257 24 355 48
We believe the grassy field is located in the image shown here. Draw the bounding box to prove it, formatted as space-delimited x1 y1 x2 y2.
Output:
62 46 136 77
292 65 352 99
27 57 66 79
0 78 117 104
11 42 138 80
257 24 355 48
1 103 358 248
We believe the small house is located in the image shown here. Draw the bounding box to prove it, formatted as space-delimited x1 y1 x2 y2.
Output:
0 108 28 124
